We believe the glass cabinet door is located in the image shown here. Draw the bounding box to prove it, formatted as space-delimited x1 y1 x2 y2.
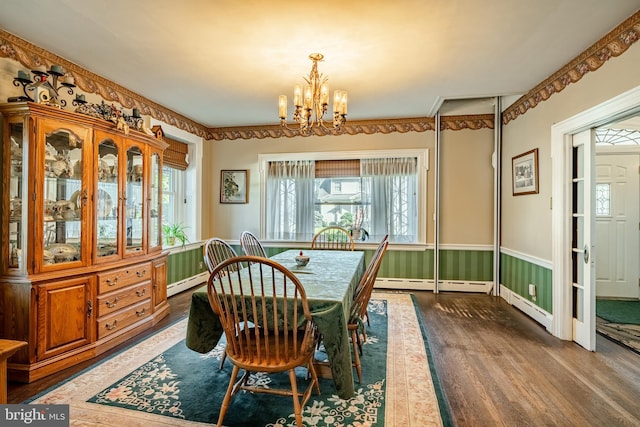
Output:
7 120 26 272
148 151 161 251
125 144 145 254
95 135 120 261
42 124 88 268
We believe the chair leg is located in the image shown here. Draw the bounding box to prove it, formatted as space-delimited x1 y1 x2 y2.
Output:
351 328 362 383
217 364 240 427
218 349 227 370
307 359 321 395
288 369 304 426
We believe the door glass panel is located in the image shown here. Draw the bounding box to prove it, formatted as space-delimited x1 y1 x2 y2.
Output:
149 152 161 248
126 145 144 253
8 122 25 270
43 128 83 265
96 139 119 258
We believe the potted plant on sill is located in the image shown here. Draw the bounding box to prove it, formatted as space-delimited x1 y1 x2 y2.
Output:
163 223 189 247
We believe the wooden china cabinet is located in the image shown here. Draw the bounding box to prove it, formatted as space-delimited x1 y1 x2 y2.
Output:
0 102 169 382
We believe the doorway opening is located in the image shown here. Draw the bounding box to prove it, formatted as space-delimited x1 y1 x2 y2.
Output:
551 84 640 351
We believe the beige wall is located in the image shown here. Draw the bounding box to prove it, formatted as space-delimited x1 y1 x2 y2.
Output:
501 41 640 261
440 127 494 245
205 131 440 242
205 127 496 246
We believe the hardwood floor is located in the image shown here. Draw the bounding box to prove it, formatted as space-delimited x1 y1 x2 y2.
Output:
7 289 640 426
414 291 640 426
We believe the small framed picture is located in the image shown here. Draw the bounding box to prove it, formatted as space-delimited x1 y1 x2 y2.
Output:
220 170 249 204
512 148 539 196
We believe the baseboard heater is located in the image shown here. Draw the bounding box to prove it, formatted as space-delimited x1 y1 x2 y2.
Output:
374 277 493 293
500 286 553 331
167 272 208 297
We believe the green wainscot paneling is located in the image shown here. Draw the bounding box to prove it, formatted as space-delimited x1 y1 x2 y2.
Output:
372 248 493 282
375 248 434 280
500 252 552 313
438 249 493 282
167 245 208 284
209 244 494 285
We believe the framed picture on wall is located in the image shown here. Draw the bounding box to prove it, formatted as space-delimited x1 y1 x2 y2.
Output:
220 170 249 204
512 148 539 196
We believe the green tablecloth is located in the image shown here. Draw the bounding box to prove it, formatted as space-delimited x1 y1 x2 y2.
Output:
185 249 365 399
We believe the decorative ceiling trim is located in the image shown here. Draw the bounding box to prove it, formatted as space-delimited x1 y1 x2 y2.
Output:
441 114 494 131
0 29 214 140
207 115 494 141
503 9 640 125
208 117 434 141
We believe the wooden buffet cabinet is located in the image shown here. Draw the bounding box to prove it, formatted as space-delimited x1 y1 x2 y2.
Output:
0 102 169 382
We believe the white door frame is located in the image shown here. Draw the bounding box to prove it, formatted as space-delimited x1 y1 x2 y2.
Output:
551 85 640 343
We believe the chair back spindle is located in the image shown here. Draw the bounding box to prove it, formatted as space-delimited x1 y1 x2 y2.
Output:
311 226 355 251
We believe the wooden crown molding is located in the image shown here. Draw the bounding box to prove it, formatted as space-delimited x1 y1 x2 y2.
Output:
207 115 495 141
503 9 640 124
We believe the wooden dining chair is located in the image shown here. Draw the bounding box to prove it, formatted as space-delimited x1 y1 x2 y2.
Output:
357 234 388 328
348 237 389 383
203 237 238 273
207 256 320 427
202 237 239 369
240 230 267 257
311 226 355 251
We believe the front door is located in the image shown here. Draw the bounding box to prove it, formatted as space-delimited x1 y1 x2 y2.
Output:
571 129 596 350
595 153 640 299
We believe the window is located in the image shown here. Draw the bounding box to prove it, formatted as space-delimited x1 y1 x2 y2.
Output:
260 150 427 244
162 165 185 228
595 183 611 216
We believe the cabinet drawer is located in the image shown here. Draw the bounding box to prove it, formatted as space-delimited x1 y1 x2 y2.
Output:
97 299 152 340
97 262 152 294
97 281 152 317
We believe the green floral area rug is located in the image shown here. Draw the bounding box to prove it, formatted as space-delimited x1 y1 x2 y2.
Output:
27 292 448 426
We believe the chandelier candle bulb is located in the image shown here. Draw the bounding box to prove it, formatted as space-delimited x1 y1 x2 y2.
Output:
341 91 348 115
294 84 302 106
321 84 329 105
303 84 312 109
279 95 287 119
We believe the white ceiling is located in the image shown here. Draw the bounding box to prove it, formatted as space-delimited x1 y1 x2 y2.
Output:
0 1 638 128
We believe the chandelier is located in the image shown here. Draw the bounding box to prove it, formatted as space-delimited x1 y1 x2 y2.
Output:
278 53 347 134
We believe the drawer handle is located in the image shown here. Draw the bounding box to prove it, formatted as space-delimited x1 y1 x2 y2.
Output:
106 276 119 286
106 297 118 308
136 288 146 297
136 269 147 278
105 320 118 330
136 308 146 317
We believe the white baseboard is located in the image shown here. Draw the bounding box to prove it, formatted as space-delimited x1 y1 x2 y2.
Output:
500 285 553 331
167 272 208 297
374 277 493 293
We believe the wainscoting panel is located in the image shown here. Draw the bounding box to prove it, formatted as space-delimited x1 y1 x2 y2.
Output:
500 252 552 314
167 245 208 286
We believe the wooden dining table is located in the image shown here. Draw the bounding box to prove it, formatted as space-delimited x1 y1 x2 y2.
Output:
185 249 366 399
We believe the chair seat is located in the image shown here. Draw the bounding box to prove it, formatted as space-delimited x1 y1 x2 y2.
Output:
228 327 317 373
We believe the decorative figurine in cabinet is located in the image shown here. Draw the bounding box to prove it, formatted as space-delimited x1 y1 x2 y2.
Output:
0 102 169 382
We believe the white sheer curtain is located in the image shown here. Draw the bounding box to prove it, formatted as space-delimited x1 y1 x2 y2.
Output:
266 160 315 240
361 157 418 242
